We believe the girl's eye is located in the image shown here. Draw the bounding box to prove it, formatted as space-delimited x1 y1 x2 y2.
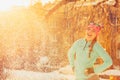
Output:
87 28 95 32
87 28 91 31
87 29 90 31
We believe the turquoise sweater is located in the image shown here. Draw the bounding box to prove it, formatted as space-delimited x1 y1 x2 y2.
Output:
68 38 112 80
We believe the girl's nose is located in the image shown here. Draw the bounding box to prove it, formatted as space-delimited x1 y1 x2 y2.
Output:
88 30 92 33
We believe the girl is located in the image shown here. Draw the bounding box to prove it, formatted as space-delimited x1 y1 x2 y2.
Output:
68 23 112 80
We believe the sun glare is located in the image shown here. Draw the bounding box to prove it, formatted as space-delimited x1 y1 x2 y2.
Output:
0 0 55 11
40 0 55 5
0 0 30 11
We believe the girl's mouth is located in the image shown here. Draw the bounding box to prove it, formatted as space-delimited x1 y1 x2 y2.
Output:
87 34 92 37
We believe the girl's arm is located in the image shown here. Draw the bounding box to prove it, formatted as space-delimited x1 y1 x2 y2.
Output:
68 40 78 68
93 42 113 74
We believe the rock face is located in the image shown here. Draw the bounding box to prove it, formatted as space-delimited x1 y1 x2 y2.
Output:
46 0 120 68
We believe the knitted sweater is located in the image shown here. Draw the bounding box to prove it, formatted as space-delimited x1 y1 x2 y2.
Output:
68 38 112 80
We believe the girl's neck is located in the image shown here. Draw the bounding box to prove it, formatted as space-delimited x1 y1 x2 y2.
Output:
85 38 92 42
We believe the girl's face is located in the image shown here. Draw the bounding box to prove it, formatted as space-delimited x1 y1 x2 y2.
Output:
86 27 97 41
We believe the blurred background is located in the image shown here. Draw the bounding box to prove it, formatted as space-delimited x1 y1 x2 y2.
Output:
0 0 120 80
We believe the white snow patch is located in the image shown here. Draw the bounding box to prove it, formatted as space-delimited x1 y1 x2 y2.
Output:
6 69 75 80
58 65 74 75
6 68 120 80
40 56 49 65
99 69 120 76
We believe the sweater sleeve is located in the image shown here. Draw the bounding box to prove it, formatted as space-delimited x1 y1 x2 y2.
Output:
68 40 78 68
93 42 113 74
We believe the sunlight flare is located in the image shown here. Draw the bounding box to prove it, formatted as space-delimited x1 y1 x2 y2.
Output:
0 0 30 11
40 0 55 5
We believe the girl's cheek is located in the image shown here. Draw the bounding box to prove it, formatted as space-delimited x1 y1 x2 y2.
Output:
92 32 96 35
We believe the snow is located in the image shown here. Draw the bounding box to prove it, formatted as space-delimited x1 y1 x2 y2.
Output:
58 65 74 75
99 69 120 76
6 69 75 80
6 66 120 80
39 56 49 65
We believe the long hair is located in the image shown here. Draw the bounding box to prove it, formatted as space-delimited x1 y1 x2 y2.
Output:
88 37 97 58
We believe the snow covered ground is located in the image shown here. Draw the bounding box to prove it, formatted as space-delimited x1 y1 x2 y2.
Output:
99 69 120 76
5 66 120 80
6 69 75 80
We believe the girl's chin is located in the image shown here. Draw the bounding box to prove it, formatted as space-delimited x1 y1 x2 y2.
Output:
86 37 93 41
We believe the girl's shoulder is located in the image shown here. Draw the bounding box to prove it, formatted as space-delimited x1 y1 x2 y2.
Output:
73 38 85 45
77 38 85 43
93 41 104 50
